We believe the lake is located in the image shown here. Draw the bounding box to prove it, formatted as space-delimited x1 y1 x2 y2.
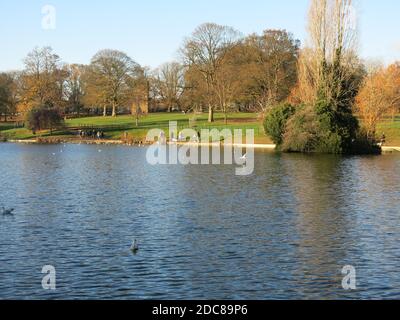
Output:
0 143 400 299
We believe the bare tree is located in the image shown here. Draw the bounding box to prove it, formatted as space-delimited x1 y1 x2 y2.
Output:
20 47 65 112
181 23 241 122
87 49 141 117
64 64 86 116
154 62 185 112
243 30 300 112
301 0 360 110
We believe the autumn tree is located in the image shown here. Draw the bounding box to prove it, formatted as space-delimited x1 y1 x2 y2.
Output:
180 65 209 113
356 63 400 138
242 30 300 112
127 69 149 126
153 62 185 112
25 107 64 134
64 64 86 116
0 72 19 122
181 23 241 122
19 47 66 113
86 50 141 117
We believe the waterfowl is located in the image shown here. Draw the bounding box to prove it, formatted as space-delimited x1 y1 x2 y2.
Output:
2 207 15 216
130 239 139 253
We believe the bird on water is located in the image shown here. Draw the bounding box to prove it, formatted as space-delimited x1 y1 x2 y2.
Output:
2 207 15 216
131 239 139 253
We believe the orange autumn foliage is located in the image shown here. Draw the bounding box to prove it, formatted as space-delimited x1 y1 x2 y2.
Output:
356 63 400 137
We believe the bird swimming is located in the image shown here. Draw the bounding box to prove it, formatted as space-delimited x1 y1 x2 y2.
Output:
130 239 139 253
2 207 15 216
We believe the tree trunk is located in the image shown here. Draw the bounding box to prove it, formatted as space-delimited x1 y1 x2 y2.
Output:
208 105 214 123
112 103 116 117
103 106 107 117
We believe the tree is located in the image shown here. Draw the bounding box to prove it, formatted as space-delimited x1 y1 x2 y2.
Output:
242 30 300 112
181 23 241 122
19 47 65 113
280 0 369 154
153 62 185 112
127 70 150 127
264 103 296 145
0 73 18 122
25 107 64 134
356 63 400 138
305 0 360 110
86 50 141 117
64 64 86 116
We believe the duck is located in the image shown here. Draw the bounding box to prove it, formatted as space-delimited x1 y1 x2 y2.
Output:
130 239 139 253
2 207 15 216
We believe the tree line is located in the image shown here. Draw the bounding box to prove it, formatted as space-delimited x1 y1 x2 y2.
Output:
0 0 399 150
0 25 300 123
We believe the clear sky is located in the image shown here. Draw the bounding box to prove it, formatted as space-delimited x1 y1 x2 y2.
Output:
0 0 399 71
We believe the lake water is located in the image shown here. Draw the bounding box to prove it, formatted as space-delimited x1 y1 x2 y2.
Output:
0 143 400 300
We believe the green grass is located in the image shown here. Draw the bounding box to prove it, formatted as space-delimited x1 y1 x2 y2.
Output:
1 112 399 146
0 112 271 143
67 112 269 142
377 119 400 146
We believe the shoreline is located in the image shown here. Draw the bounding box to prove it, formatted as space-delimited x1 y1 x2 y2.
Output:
3 138 400 152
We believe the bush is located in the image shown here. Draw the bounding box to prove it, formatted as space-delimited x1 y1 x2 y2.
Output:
25 107 64 134
281 100 371 154
264 103 296 146
281 104 339 153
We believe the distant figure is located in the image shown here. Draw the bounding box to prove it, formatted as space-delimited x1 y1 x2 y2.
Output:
131 239 139 253
381 133 386 146
2 207 14 216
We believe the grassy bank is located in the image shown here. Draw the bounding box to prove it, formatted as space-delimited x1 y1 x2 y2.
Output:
1 112 399 146
0 112 272 144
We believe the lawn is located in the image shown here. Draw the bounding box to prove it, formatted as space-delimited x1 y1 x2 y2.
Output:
377 119 400 146
1 112 399 146
0 112 272 144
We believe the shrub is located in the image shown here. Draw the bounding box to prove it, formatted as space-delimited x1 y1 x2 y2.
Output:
281 105 331 153
263 103 296 146
281 101 363 154
25 107 64 134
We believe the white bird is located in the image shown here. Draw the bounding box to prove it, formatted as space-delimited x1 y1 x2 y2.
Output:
130 239 139 253
2 207 15 216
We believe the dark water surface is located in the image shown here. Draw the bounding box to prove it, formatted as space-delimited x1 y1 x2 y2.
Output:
0 143 400 299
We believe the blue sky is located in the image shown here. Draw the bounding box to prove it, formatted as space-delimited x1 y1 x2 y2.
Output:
0 0 399 71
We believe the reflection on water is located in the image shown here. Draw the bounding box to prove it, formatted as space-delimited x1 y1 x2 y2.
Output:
0 143 399 299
